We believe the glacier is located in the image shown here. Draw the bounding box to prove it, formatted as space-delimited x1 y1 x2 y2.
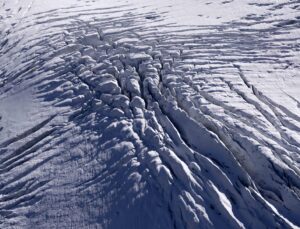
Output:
0 0 299 228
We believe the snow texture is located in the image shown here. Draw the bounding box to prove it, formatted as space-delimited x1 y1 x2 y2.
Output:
0 0 300 228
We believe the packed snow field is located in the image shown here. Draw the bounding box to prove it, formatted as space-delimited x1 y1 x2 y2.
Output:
0 0 299 228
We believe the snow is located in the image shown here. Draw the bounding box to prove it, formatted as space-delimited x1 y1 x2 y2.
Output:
210 181 245 229
0 0 300 228
0 88 45 141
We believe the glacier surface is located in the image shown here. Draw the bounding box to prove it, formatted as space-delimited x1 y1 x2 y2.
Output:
0 0 300 228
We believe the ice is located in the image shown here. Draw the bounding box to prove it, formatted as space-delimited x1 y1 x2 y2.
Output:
0 0 299 228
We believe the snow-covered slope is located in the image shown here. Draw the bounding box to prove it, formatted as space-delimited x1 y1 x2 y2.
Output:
0 0 299 228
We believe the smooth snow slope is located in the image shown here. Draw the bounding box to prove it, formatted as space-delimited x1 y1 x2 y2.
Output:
0 0 300 228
